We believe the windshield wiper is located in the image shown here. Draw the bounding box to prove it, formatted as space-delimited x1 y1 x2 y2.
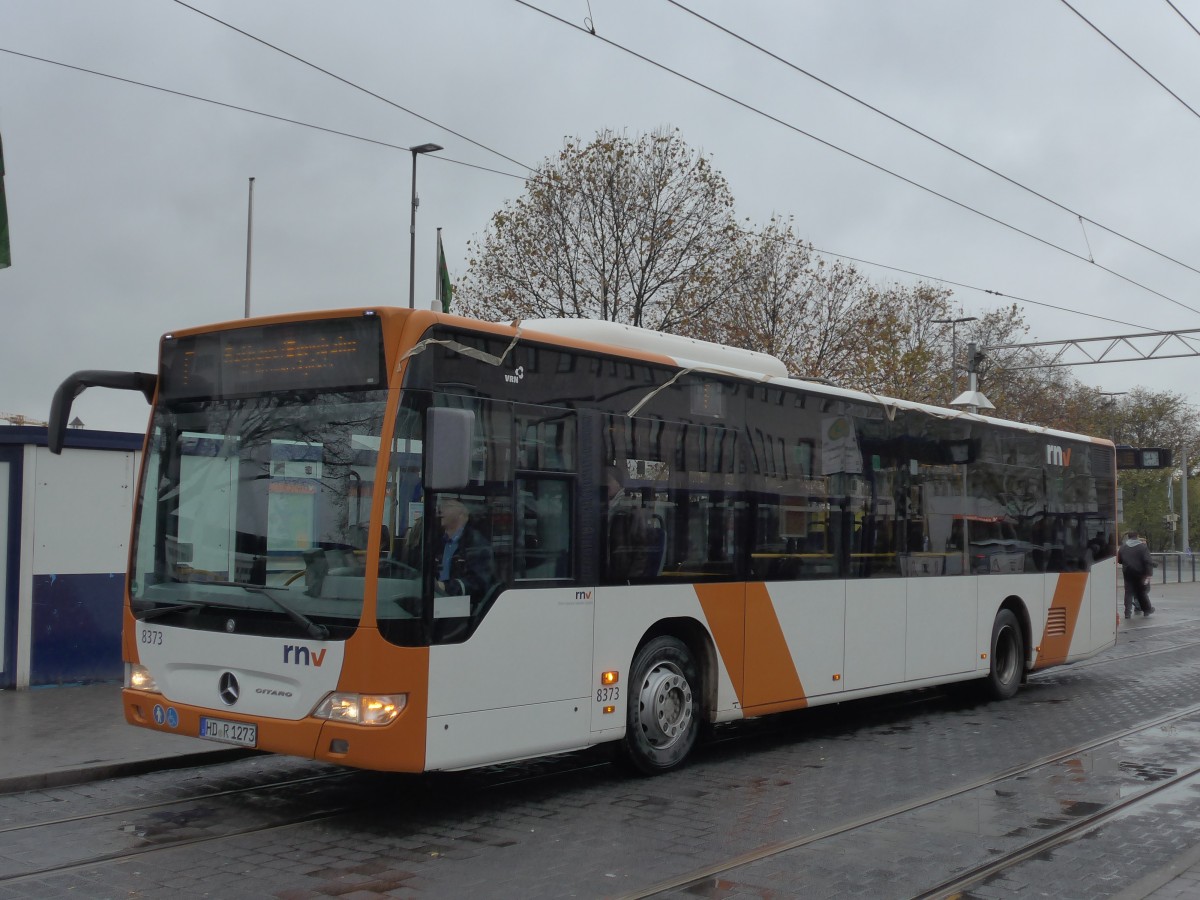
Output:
206 581 330 640
137 599 209 621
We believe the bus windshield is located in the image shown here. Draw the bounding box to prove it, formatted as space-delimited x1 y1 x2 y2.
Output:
130 388 388 640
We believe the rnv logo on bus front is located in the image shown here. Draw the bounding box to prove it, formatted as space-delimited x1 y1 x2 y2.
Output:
283 645 327 667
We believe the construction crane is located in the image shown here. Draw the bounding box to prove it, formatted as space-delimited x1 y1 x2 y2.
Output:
0 412 49 426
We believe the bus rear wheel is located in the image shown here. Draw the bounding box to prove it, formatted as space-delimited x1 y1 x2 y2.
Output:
620 635 700 775
986 609 1024 700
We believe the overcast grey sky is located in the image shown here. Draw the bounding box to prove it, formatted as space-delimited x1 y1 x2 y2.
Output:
2 0 1200 432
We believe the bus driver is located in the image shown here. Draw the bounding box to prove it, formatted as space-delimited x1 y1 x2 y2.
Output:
434 498 493 599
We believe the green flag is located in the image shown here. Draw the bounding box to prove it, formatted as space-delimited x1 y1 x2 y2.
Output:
0 131 10 269
436 229 452 312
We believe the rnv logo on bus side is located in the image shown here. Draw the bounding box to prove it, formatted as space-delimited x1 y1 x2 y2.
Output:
283 645 327 666
1046 445 1072 467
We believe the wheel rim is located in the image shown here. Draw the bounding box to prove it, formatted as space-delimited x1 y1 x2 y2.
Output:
637 661 693 750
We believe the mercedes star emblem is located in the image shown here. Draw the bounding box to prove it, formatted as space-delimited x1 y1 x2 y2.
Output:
218 671 240 706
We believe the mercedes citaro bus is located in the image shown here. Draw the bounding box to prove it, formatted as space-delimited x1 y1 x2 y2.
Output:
50 307 1117 774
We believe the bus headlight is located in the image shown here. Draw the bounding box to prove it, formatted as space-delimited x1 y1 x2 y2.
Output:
126 663 161 694
312 692 406 726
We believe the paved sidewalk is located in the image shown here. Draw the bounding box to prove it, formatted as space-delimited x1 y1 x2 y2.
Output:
0 682 246 794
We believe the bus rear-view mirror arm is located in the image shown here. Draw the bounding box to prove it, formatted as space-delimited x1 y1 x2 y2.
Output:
49 370 157 455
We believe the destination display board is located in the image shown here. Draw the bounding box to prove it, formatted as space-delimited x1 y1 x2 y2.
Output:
159 315 387 400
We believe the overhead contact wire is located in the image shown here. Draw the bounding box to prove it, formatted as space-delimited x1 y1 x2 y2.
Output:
170 0 533 173
0 48 527 182
1059 0 1200 122
667 0 1200 282
511 0 1200 317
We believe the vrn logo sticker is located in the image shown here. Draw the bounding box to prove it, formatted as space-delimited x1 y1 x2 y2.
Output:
505 365 525 384
1046 444 1073 467
283 644 327 667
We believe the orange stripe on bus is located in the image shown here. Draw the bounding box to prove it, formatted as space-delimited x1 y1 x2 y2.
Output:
334 629 429 772
743 583 807 710
122 606 141 665
694 583 746 708
1035 572 1088 667
695 583 809 712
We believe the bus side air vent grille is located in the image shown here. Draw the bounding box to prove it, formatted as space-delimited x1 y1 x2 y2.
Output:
1046 606 1069 637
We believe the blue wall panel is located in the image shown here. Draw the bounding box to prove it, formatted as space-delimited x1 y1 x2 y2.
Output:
31 573 124 685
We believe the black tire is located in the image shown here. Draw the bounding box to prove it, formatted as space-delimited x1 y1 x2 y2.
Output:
985 609 1024 701
619 635 700 775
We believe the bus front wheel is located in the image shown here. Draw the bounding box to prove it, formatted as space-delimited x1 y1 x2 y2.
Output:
986 609 1024 701
620 635 700 775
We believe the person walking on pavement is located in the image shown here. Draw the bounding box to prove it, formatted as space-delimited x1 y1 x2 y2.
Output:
1117 530 1155 618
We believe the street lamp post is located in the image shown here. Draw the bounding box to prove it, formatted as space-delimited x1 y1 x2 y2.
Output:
244 177 255 319
1181 443 1190 554
408 143 443 309
933 316 977 397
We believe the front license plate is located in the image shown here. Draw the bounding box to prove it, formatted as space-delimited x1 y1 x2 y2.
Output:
198 716 257 748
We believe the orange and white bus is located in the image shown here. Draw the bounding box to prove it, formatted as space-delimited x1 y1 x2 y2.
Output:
49 307 1117 774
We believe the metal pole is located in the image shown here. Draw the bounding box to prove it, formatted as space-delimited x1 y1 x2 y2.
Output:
1183 443 1190 554
406 144 442 310
408 151 418 309
933 316 976 399
950 327 958 395
435 226 442 312
244 177 255 318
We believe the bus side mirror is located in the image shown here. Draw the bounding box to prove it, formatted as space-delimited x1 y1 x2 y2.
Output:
48 370 157 454
425 408 474 491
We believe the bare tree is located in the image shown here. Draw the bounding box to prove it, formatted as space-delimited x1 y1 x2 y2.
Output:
716 217 893 385
856 282 956 401
456 129 739 334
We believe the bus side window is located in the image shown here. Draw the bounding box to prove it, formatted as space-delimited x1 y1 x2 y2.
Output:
607 503 653 583
513 405 576 584
516 477 573 581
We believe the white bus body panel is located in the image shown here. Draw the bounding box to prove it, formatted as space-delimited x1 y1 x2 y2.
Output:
979 573 1046 668
844 580 906 691
136 627 345 719
421 566 1115 769
905 576 979 682
425 586 593 770
589 583 741 730
762 581 846 701
1088 559 1119 655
